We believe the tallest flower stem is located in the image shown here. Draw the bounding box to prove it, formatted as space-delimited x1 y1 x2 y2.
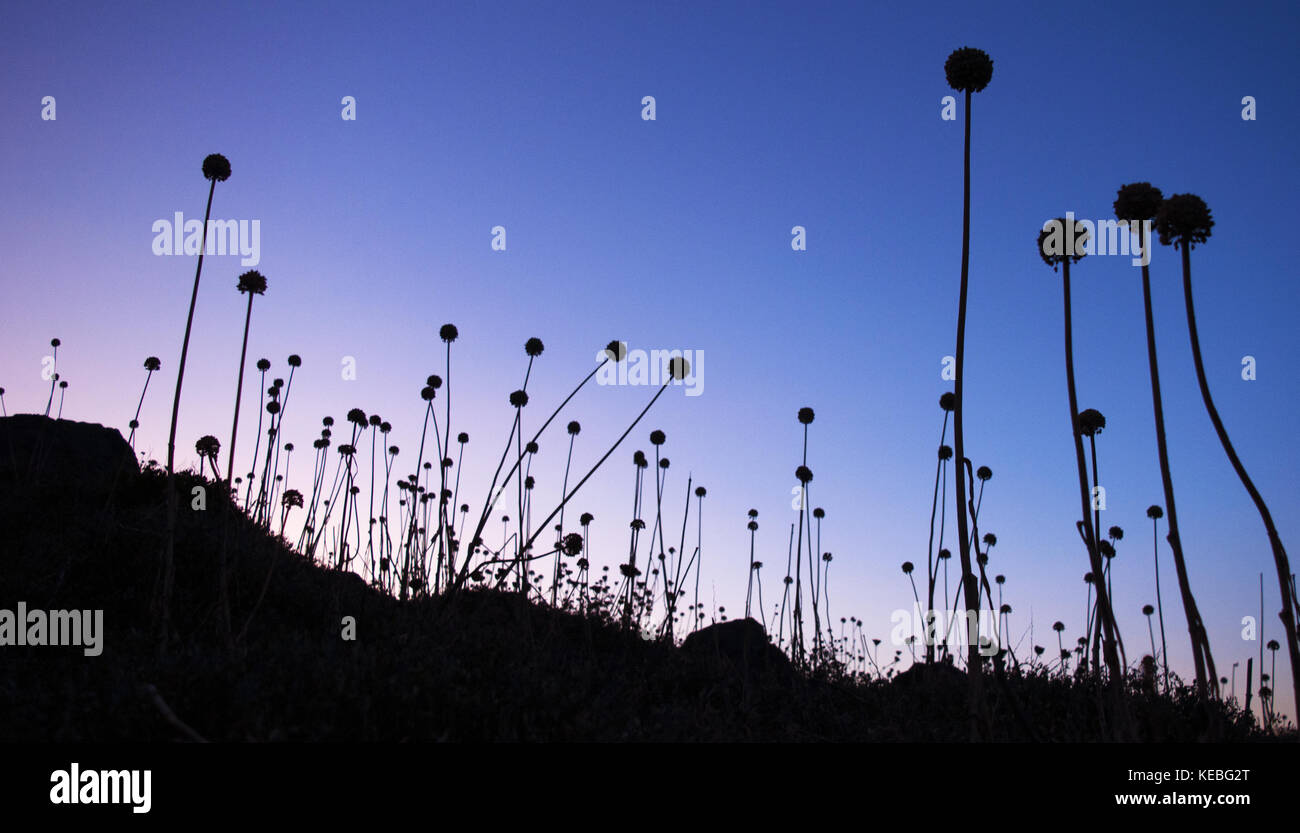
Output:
160 153 230 649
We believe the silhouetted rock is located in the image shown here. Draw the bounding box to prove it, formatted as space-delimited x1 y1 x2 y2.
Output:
681 618 792 675
892 658 967 690
0 414 137 492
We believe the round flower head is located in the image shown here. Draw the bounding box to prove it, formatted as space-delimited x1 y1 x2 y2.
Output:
1052 621 1065 633
196 434 221 456
440 323 459 343
1146 504 1163 520
237 270 268 294
795 465 813 484
144 356 162 371
1156 192 1217 250
939 444 953 460
388 445 399 456
369 414 382 427
421 386 436 401
747 508 758 518
938 548 951 560
1142 604 1155 616
944 47 993 93
266 401 280 414
508 389 527 408
902 561 914 574
667 356 690 380
256 358 271 372
695 486 706 498
202 153 232 182
633 450 648 468
563 532 584 556
525 441 539 455
976 552 988 566
976 465 992 482
129 419 139 429
426 375 442 389
1108 525 1123 541
524 337 544 357
567 421 581 436
579 512 594 526
1037 217 1088 269
1268 639 1280 651
1113 182 1163 223
282 489 304 509
1098 540 1115 558
284 442 294 452
323 416 334 427
347 408 367 426
604 340 627 362
798 407 815 425
650 429 666 446
288 354 302 367
524 476 534 490
939 392 955 412
272 378 284 389
812 507 824 519
51 338 61 348
995 574 1005 585
659 458 669 469
1077 408 1106 437
983 533 996 547
747 520 758 531
457 431 468 444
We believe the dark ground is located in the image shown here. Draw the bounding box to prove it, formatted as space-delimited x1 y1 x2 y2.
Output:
0 416 1274 742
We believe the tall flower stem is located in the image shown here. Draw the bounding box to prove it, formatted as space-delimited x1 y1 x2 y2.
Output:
1179 241 1297 710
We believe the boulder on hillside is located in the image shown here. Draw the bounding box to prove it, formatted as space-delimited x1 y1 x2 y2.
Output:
0 414 138 492
681 617 793 676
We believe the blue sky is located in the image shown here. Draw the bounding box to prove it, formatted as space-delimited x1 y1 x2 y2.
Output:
2 0 1298 719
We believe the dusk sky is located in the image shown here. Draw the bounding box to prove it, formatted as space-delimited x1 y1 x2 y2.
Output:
3 1 1298 718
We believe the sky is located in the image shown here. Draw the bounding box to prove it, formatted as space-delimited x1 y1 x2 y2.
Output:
2 0 1298 722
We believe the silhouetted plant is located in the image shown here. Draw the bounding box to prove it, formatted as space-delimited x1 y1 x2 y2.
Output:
161 153 230 643
1117 182 1217 702
1038 216 1127 711
1157 191 1297 710
945 46 993 700
126 357 162 449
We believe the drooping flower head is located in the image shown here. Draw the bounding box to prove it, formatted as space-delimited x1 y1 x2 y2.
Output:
944 47 993 93
202 153 232 182
1077 408 1106 437
1113 182 1163 223
237 270 267 295
1037 217 1089 269
1154 193 1214 250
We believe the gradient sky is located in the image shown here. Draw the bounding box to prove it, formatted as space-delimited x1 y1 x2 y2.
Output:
3 1 1298 721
